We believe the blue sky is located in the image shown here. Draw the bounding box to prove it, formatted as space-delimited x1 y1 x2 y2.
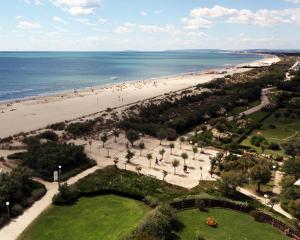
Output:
0 0 300 50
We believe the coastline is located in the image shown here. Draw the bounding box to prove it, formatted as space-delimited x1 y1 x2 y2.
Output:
0 55 280 138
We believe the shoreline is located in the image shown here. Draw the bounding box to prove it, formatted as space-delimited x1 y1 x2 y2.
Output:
0 53 267 105
0 55 280 138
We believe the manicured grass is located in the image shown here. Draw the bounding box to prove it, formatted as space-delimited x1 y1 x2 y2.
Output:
229 100 261 115
241 109 300 156
177 208 289 240
18 195 149 240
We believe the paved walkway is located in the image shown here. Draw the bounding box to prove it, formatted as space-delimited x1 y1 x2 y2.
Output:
0 166 100 240
237 187 293 219
227 88 272 121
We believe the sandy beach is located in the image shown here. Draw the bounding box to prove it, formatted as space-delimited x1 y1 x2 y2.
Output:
0 55 280 138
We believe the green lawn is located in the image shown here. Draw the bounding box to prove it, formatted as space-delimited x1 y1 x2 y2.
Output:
177 208 289 240
18 195 149 240
229 100 261 115
241 109 300 156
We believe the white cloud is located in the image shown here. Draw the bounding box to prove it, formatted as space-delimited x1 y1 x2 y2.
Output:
139 24 175 33
284 0 300 3
140 11 147 16
181 17 212 29
183 5 300 29
53 16 69 24
24 0 42 5
50 0 101 15
55 26 69 32
98 18 107 24
18 20 41 30
114 23 136 34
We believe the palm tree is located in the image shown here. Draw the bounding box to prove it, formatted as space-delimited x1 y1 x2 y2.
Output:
100 133 108 148
139 142 145 156
136 166 142 175
113 129 120 143
169 143 175 155
125 150 135 163
200 166 203 180
113 157 119 167
162 170 168 181
192 146 198 160
146 153 153 168
172 159 180 174
179 137 185 149
181 152 188 165
157 129 166 145
159 148 166 160
106 147 110 158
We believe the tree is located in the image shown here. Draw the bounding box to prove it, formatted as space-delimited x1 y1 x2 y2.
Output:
283 138 300 158
159 148 166 160
249 164 272 193
100 133 108 148
192 146 198 160
181 152 188 165
139 142 145 156
146 153 153 168
157 129 166 145
113 129 120 143
169 143 175 155
113 157 119 167
125 150 135 163
219 171 247 196
268 196 280 209
126 130 140 147
136 166 142 175
199 166 203 180
288 199 300 219
172 159 180 174
282 158 300 178
162 170 168 181
179 137 185 149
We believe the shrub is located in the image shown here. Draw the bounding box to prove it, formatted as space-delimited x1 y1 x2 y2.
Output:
268 142 280 150
196 199 206 212
47 122 66 131
32 188 46 201
66 121 94 136
52 183 79 205
11 204 24 217
166 128 177 141
195 232 206 240
38 131 59 141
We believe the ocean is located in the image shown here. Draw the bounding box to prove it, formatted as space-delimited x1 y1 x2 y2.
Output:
0 51 263 101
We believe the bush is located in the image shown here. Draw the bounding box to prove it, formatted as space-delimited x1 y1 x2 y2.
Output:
32 188 46 201
196 199 206 212
11 204 24 217
52 183 79 205
144 195 159 208
66 121 94 136
38 131 59 141
268 142 280 150
47 122 66 131
166 128 177 141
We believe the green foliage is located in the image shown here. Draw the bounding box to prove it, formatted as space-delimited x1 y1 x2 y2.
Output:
37 131 59 141
52 183 79 205
282 158 300 178
283 138 300 158
251 135 266 147
0 166 46 225
126 129 140 146
47 122 66 131
22 140 93 181
249 164 272 192
66 120 95 136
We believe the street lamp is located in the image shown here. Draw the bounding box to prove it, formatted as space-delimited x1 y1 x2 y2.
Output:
264 194 268 204
58 165 62 186
6 201 10 218
272 165 276 171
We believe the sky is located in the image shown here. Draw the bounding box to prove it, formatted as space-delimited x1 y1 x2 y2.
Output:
0 0 300 51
